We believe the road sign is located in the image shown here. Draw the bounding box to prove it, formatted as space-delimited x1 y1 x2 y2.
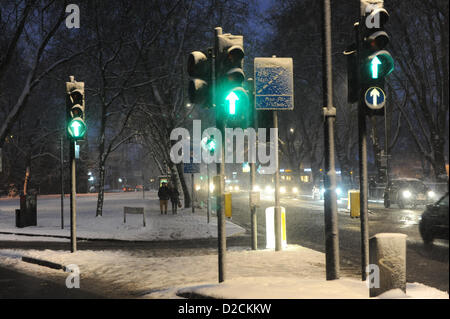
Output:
183 161 200 174
364 87 386 110
254 57 294 110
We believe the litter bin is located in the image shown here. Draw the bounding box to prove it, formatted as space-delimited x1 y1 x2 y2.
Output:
16 194 37 228
348 190 360 218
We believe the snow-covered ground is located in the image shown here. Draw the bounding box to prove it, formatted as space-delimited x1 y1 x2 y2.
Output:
0 245 447 299
0 192 244 241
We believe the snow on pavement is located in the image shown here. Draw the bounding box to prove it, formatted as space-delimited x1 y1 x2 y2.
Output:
0 245 447 299
0 192 245 241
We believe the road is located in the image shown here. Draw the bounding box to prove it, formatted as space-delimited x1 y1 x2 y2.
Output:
0 191 447 296
223 191 449 292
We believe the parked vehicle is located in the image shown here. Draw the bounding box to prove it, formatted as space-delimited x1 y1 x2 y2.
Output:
419 192 449 246
384 178 436 209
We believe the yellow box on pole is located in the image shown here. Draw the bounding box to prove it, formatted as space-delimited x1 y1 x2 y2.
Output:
224 193 232 218
348 190 360 218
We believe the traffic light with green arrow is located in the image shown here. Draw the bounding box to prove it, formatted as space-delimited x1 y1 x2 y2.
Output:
216 32 250 128
359 0 394 114
66 77 86 140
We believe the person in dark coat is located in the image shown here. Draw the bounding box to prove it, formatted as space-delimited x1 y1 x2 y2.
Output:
169 184 180 214
158 182 170 214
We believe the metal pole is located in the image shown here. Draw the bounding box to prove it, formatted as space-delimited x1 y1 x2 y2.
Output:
218 120 226 282
358 101 369 281
322 0 340 280
207 164 210 223
191 173 195 213
273 111 282 251
60 136 64 229
215 26 226 283
358 105 369 280
70 140 77 252
250 162 257 250
247 78 258 250
354 10 369 281
384 101 390 186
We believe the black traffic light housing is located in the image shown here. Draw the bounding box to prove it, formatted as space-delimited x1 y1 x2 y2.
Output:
187 50 212 107
66 76 86 140
215 32 250 129
359 0 394 116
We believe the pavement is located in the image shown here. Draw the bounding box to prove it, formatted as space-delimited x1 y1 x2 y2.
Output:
0 264 102 299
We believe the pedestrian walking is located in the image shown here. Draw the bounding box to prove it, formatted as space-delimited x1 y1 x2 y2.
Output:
158 182 170 215
169 184 180 215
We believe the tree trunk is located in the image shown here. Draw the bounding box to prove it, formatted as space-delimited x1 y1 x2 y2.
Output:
176 162 191 208
96 159 106 217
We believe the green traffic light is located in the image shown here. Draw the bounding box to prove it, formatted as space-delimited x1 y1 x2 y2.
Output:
68 117 86 139
225 91 239 115
365 50 394 80
207 139 216 151
371 56 381 79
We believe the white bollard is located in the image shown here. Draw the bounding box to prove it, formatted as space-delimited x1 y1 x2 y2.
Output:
369 233 407 297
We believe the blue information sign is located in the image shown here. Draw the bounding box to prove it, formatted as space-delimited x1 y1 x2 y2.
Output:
254 57 294 110
183 157 200 174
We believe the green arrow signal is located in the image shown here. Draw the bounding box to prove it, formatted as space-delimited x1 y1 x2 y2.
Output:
225 91 239 115
68 118 86 139
371 56 381 79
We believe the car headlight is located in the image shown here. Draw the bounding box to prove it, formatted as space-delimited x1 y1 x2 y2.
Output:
265 185 274 193
253 185 261 192
402 190 412 199
336 188 342 196
427 191 436 198
280 187 286 194
234 185 240 191
292 187 299 194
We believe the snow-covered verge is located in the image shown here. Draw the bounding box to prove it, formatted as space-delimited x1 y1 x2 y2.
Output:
0 245 447 299
0 192 245 241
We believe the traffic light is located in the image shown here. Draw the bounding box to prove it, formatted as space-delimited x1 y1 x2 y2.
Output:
201 135 216 156
216 33 250 128
187 50 211 107
66 77 86 140
359 0 394 114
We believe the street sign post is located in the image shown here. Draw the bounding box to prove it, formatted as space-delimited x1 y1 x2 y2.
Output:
254 56 294 252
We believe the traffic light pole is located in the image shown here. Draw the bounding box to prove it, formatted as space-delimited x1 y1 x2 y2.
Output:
191 173 195 213
60 136 64 229
214 26 226 283
355 16 369 282
69 140 77 253
207 164 210 223
358 102 369 281
322 0 340 280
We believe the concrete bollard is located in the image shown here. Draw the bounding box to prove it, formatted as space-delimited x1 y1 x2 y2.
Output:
368 233 407 297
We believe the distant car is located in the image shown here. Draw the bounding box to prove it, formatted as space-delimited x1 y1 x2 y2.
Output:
312 184 344 200
384 178 436 209
419 192 449 246
279 184 300 197
122 185 134 192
